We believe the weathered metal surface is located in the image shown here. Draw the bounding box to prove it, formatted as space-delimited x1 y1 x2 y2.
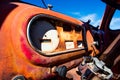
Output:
0 2 89 80
0 0 107 79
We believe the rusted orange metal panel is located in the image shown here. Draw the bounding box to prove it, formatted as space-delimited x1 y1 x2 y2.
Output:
0 2 87 80
0 1 99 79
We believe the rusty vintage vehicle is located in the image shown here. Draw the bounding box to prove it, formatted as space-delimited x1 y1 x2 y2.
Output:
0 0 120 80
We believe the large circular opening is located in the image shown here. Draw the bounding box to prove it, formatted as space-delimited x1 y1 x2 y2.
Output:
27 16 59 53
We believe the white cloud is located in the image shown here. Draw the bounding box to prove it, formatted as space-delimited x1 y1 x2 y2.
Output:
79 14 96 22
92 19 101 27
71 12 81 16
70 12 120 29
78 13 101 27
70 12 103 27
69 12 81 18
110 18 120 29
110 18 120 26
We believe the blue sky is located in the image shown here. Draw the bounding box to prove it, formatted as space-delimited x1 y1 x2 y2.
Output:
21 0 120 29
